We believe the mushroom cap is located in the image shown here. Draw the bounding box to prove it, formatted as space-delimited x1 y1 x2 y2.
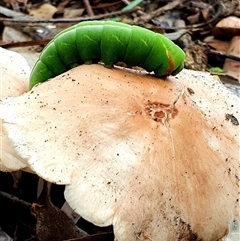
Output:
0 47 30 172
0 47 30 99
0 64 239 240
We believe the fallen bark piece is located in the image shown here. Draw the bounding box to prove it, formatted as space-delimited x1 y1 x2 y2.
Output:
0 47 30 172
0 65 239 240
223 36 240 82
204 36 230 52
213 16 240 39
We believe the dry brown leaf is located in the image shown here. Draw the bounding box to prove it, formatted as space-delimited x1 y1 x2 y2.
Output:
28 3 57 20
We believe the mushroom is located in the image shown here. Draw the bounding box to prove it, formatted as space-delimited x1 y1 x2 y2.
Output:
0 47 79 221
0 47 30 172
0 64 239 240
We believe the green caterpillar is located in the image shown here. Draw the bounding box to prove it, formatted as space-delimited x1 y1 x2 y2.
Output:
29 20 185 89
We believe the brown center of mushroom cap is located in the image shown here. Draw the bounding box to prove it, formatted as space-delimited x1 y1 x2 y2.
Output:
145 101 178 123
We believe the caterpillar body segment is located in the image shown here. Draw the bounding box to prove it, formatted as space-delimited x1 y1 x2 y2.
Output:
29 21 185 89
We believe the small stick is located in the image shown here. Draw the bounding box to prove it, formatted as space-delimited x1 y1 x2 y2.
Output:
208 49 240 62
83 0 94 17
0 39 51 48
0 8 136 24
0 5 29 19
0 190 31 208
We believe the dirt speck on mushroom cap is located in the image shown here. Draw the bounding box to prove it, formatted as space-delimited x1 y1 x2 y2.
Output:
0 65 239 240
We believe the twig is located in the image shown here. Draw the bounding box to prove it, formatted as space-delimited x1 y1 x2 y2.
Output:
0 8 137 24
121 0 130 5
0 190 31 208
0 39 51 48
83 0 94 17
208 49 240 62
91 1 123 9
0 5 29 19
0 190 35 229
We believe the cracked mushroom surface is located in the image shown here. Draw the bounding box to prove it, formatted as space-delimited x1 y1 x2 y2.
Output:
0 47 30 172
0 64 239 240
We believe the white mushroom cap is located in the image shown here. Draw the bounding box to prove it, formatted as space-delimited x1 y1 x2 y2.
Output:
0 47 30 99
0 47 30 171
0 65 239 240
